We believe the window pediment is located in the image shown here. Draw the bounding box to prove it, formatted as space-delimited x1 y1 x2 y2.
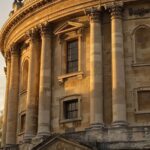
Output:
54 21 84 35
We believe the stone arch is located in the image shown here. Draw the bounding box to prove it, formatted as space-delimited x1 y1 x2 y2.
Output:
21 58 29 91
132 25 150 64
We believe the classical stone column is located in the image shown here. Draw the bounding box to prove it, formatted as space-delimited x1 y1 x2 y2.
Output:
1 52 11 147
110 4 127 126
6 46 19 146
37 24 51 137
86 8 103 128
24 29 40 141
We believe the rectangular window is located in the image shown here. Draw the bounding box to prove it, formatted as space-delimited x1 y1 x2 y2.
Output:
20 114 26 133
67 40 78 73
138 90 150 111
64 99 78 119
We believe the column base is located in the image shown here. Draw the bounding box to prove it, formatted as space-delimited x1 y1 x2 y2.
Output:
23 134 35 143
112 121 128 127
5 144 18 149
37 132 51 139
88 123 104 130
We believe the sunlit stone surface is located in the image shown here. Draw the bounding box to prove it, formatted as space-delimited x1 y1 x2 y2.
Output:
0 0 150 149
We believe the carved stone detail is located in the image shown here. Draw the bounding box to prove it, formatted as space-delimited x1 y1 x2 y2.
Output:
110 5 123 18
104 2 123 18
26 28 39 42
10 44 19 56
39 22 51 36
84 6 101 22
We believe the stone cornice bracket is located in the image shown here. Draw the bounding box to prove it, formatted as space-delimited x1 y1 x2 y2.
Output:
104 2 124 19
84 6 101 22
39 22 51 36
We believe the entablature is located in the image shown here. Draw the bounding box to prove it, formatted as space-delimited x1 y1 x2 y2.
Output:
0 0 143 56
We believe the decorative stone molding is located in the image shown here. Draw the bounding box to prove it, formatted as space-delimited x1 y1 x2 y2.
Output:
0 0 52 51
129 8 150 16
58 72 84 85
104 2 123 18
0 0 99 54
39 22 51 36
26 27 39 43
84 6 101 22
10 44 19 56
5 51 11 62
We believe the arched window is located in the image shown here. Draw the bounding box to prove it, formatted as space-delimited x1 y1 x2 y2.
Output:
134 26 150 64
21 59 29 91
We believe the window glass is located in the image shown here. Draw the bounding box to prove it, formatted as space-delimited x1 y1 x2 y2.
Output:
67 40 78 73
64 99 78 119
20 114 26 133
138 91 150 111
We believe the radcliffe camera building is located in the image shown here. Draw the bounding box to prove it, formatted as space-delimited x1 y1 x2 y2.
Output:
0 0 150 149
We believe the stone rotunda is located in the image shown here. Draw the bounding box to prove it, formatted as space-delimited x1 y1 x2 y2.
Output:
0 0 150 149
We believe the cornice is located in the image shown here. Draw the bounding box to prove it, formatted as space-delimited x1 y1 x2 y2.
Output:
0 0 51 52
0 0 142 54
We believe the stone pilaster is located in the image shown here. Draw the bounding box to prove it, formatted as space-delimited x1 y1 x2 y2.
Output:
37 24 51 137
1 52 11 147
86 7 104 128
110 4 127 126
24 29 40 141
6 46 19 146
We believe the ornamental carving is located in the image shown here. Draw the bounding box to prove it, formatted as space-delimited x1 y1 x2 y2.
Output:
84 6 101 22
129 8 150 16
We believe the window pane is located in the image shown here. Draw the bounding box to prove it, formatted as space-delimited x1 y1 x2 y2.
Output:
20 114 26 132
67 40 78 73
138 91 150 111
64 99 78 119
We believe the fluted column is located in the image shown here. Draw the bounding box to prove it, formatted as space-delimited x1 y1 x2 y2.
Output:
110 4 127 126
86 8 103 128
24 29 40 141
6 46 19 146
2 52 11 147
37 24 51 137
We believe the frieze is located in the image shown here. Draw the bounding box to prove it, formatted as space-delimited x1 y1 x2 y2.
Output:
129 8 150 16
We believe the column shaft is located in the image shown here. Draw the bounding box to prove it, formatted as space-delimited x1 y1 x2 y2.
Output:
2 53 11 147
111 6 127 125
24 30 40 141
37 26 51 136
89 9 103 127
6 48 19 145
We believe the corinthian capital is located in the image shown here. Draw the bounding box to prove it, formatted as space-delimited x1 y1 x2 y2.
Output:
5 51 11 62
39 22 51 36
26 27 39 42
84 6 101 22
10 43 19 56
104 2 123 19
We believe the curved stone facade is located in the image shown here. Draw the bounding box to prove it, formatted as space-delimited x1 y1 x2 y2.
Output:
1 0 150 149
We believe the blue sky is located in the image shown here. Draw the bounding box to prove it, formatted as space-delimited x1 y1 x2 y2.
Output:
0 0 13 110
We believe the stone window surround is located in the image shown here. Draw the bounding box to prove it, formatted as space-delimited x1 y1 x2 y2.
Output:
20 57 29 94
18 111 26 135
131 24 150 67
134 87 150 114
59 95 82 123
57 27 84 84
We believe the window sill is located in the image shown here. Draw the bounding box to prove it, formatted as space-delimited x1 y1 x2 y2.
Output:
135 111 150 115
60 117 82 124
58 71 84 84
132 63 150 67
